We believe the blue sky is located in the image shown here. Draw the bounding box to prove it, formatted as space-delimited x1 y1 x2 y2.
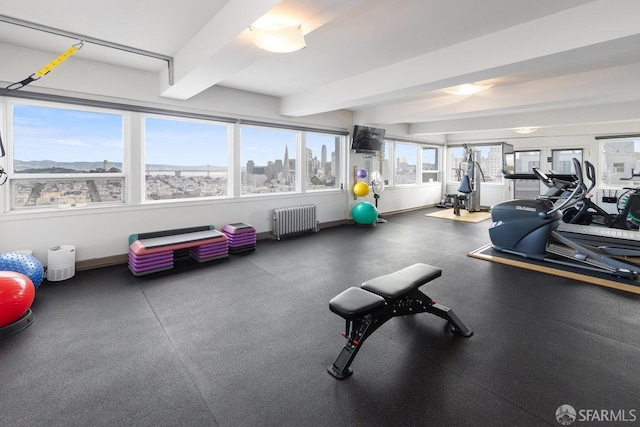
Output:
13 104 340 167
13 104 123 163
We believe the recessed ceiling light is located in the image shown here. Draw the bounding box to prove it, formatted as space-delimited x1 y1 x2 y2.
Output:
443 83 494 96
513 127 538 134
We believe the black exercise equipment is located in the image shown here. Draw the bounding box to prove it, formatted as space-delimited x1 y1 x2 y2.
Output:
440 145 484 215
327 263 473 379
0 309 34 340
561 162 640 229
489 158 640 279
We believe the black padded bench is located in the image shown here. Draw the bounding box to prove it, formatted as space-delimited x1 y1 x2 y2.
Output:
328 263 473 379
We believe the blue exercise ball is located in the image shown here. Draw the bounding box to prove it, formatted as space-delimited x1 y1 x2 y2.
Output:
352 202 378 225
0 252 45 288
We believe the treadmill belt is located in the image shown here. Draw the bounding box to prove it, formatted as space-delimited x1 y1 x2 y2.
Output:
556 223 640 250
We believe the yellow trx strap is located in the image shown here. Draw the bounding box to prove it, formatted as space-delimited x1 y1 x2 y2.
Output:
4 41 83 90
34 43 81 78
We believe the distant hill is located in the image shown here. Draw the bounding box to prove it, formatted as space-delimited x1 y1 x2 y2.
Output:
14 160 123 173
14 160 227 173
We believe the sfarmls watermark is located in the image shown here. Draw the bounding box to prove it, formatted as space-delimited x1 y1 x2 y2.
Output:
556 404 637 425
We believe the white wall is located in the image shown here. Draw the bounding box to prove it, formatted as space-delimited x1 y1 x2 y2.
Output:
0 43 440 266
0 43 357 265
3 43 638 267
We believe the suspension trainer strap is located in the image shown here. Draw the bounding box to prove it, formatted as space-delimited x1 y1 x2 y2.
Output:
4 41 83 91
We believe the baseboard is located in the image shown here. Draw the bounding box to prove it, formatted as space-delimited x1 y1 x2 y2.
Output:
76 219 351 271
76 254 129 271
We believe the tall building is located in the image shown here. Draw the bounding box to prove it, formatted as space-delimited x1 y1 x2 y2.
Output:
306 148 314 178
247 160 254 174
283 145 290 183
321 145 327 166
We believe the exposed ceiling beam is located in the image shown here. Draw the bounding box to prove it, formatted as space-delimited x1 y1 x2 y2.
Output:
408 99 640 135
160 0 280 100
280 0 640 117
355 61 640 126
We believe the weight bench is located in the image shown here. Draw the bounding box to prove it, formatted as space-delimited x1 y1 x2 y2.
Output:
327 263 473 379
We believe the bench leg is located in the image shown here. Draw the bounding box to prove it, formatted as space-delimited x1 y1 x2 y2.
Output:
393 289 474 337
328 314 380 379
424 301 473 337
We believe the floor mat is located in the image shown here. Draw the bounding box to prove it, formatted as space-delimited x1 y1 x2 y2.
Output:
425 209 492 223
468 243 640 295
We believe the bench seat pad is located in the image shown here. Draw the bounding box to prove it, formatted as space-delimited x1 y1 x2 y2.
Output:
361 263 442 299
329 287 386 319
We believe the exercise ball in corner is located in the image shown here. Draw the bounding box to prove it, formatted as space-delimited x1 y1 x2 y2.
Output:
352 201 378 225
0 271 35 328
353 182 370 197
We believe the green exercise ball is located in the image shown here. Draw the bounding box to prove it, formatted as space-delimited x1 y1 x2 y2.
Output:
352 201 378 225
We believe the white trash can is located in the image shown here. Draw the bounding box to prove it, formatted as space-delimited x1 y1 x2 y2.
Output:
47 245 76 281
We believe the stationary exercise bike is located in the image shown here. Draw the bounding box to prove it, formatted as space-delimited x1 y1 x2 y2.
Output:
489 158 640 279
560 161 640 230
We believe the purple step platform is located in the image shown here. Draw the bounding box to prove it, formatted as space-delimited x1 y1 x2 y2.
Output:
222 223 256 251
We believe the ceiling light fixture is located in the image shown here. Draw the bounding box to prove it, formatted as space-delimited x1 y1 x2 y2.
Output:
443 83 494 96
249 24 306 53
513 127 538 134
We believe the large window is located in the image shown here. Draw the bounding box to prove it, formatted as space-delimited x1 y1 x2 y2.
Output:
305 132 341 190
365 141 390 186
394 143 417 185
598 138 640 187
551 149 582 174
513 150 541 200
9 102 124 209
447 144 505 183
144 116 229 200
422 146 440 183
357 141 437 187
240 126 297 195
1 98 345 212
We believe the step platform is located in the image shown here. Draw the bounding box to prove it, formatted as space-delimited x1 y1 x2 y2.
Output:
222 223 256 254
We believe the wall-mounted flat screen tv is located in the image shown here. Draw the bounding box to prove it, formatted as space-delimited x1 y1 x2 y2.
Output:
351 125 386 153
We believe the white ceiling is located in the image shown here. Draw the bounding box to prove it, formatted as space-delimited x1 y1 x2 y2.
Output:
1 0 640 136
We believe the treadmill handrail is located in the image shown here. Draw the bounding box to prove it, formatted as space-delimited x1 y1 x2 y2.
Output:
584 161 597 193
545 158 586 217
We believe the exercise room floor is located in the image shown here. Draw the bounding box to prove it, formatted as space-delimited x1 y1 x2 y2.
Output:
2 208 640 426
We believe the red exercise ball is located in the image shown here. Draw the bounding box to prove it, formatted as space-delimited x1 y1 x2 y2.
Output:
0 271 35 328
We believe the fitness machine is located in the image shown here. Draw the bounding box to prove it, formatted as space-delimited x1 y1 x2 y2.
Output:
561 162 640 230
489 158 640 280
440 144 484 215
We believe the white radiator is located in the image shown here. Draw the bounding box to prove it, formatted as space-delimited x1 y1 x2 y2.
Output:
272 204 319 240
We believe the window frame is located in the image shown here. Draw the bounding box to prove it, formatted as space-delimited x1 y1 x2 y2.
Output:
142 114 232 203
551 148 583 175
6 98 127 211
446 143 507 185
0 94 347 213
304 131 343 192
597 138 640 188
420 145 441 184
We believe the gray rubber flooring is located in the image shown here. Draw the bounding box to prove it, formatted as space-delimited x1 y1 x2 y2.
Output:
2 208 639 426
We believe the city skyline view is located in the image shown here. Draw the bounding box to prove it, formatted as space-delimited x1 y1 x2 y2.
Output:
12 104 321 169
